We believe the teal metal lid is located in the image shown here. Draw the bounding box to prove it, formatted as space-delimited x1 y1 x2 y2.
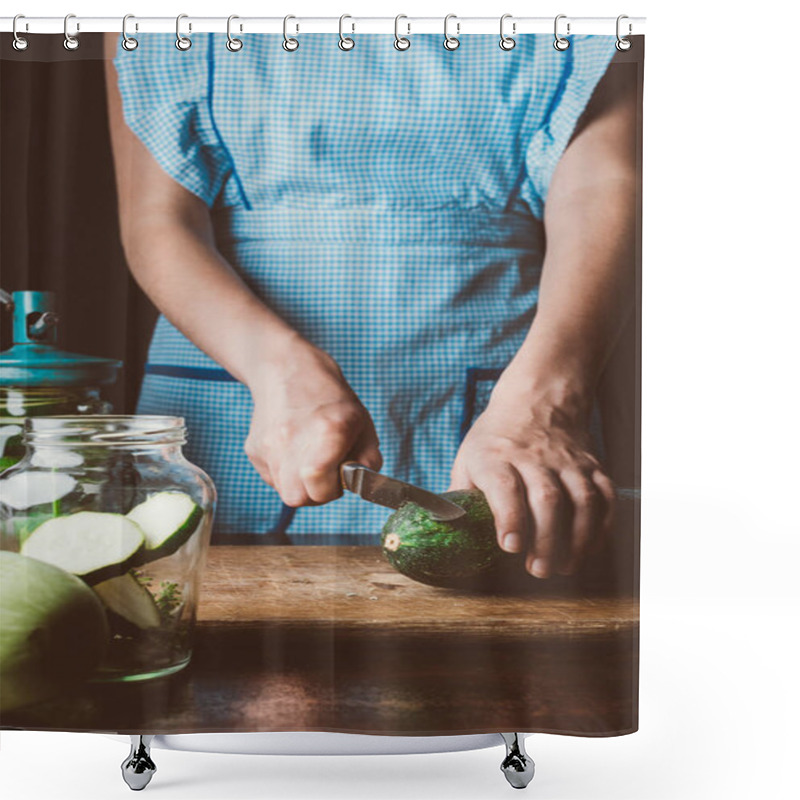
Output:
0 291 122 387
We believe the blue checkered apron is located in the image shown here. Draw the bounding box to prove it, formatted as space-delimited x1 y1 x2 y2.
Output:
114 33 616 541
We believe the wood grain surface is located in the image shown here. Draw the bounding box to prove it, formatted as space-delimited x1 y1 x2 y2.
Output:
1 545 639 736
197 546 638 637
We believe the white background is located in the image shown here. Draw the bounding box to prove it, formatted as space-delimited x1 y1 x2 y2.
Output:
2 1 799 798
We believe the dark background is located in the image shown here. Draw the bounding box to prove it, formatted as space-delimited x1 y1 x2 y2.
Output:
1 33 155 414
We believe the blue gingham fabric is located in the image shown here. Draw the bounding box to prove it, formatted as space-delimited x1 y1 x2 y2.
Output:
114 33 616 541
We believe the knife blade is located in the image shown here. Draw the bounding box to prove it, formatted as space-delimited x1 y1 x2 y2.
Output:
340 462 467 522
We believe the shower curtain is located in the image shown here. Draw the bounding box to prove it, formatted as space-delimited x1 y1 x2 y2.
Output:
0 27 643 738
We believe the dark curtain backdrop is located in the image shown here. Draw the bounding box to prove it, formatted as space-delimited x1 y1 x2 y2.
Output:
0 34 155 414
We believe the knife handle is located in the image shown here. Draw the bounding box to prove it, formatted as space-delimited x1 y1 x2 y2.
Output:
339 461 363 494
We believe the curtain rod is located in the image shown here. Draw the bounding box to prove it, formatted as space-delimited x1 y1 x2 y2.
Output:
0 16 646 36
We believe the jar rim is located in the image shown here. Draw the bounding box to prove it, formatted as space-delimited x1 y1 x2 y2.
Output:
24 415 186 446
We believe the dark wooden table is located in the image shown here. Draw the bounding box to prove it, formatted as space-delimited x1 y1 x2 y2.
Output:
2 546 638 736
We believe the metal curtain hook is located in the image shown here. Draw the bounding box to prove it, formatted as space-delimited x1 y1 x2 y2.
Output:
554 14 570 51
176 14 192 50
499 13 516 50
121 14 138 51
12 14 29 51
227 15 243 51
394 14 410 51
339 14 355 50
443 13 460 50
616 14 632 51
283 15 299 51
63 13 79 51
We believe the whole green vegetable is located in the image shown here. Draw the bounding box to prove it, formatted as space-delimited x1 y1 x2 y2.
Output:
381 489 514 589
0 551 109 713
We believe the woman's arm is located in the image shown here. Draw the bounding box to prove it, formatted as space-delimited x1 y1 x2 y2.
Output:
103 35 381 506
450 59 638 578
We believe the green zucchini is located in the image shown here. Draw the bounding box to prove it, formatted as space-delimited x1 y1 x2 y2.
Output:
92 572 162 629
381 488 512 589
126 491 203 563
20 511 145 585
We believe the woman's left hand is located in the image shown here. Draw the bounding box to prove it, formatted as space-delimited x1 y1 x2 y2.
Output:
449 392 616 579
447 50 637 578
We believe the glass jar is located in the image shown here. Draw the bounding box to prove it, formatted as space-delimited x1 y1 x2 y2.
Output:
1 289 122 472
0 416 216 683
0 387 111 471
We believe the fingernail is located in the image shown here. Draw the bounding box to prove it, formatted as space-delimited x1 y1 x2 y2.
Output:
530 558 549 578
502 532 523 553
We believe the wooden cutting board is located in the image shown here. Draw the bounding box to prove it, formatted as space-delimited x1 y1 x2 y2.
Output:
197 546 638 637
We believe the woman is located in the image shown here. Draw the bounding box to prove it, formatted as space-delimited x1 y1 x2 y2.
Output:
104 31 637 579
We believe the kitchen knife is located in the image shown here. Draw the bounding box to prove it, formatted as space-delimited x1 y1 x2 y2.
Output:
340 462 467 522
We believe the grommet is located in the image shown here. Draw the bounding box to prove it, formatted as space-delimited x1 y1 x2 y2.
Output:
121 14 138 51
394 14 410 50
12 14 28 51
283 15 299 51
64 13 79 51
554 14 570 51
499 14 516 50
616 14 632 51
176 14 192 51
443 13 460 50
227 15 243 51
339 14 355 50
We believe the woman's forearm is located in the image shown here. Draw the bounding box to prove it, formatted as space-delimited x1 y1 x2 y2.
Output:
494 61 638 422
103 39 308 390
497 178 636 419
122 212 306 388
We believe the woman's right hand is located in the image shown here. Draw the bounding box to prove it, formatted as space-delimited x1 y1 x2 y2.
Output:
244 339 382 507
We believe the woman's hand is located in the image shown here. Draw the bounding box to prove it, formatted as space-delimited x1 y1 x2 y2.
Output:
449 385 615 579
245 339 382 507
447 56 637 579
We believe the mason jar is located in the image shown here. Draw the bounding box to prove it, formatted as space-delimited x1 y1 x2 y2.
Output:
0 416 216 683
1 289 122 472
0 386 111 471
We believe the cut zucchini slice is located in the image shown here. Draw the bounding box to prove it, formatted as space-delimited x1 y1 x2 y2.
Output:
126 491 203 563
12 511 56 547
92 573 162 629
20 511 145 585
0 471 77 510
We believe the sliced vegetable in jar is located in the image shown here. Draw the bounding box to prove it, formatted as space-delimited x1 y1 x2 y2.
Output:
12 511 57 546
92 572 162 629
126 491 203 563
29 448 85 469
0 471 77 510
20 511 145 584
